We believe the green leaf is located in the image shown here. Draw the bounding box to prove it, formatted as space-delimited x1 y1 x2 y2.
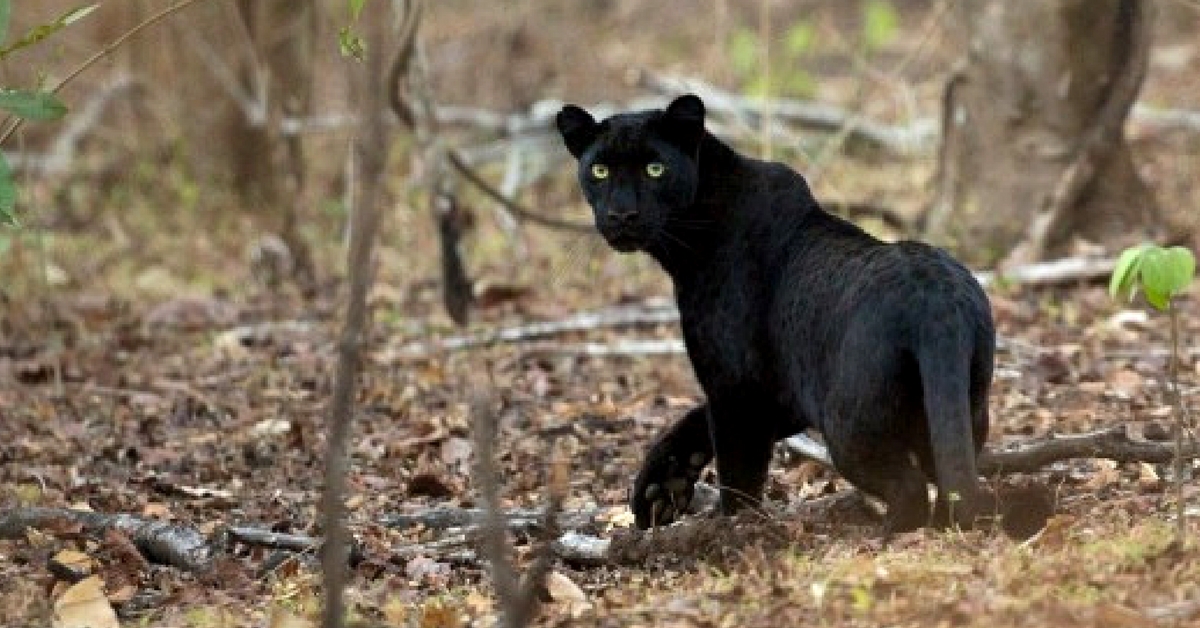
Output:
0 3 99 59
728 28 761 77
349 0 367 21
0 151 17 227
1108 243 1151 302
784 21 815 57
0 0 11 47
338 27 366 61
1141 246 1195 302
1143 285 1170 312
863 0 899 52
61 4 99 26
0 89 67 120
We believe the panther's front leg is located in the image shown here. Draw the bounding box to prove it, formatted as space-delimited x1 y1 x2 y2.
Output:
631 404 714 529
707 396 776 515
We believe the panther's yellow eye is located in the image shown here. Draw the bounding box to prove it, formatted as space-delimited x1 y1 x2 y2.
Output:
591 164 610 180
645 162 666 178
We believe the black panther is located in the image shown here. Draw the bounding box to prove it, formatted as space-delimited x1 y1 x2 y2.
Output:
556 94 1019 536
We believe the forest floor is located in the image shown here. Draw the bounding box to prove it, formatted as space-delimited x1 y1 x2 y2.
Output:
4 2 1200 627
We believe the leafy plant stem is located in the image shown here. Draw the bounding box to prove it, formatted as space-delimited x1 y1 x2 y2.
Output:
0 0 216 147
1170 302 1186 544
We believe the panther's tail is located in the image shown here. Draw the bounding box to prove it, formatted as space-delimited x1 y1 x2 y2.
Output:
917 322 983 528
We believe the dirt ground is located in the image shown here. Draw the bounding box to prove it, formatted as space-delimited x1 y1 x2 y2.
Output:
2 2 1200 627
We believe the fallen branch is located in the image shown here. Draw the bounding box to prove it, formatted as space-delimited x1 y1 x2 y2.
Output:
973 256 1117 289
381 506 608 534
391 254 1114 360
635 71 939 157
978 426 1198 475
0 507 212 572
11 420 1186 575
782 425 1198 476
389 304 680 358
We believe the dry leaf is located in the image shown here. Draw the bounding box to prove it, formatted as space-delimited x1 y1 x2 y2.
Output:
1022 514 1077 550
545 571 588 603
1083 459 1121 490
1093 602 1148 627
1137 463 1163 491
143 296 238 330
141 502 171 519
268 607 315 628
53 576 120 628
1106 369 1143 397
49 549 94 581
440 437 473 467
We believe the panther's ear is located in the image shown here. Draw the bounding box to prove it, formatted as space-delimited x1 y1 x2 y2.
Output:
556 105 598 159
663 94 705 145
665 94 705 126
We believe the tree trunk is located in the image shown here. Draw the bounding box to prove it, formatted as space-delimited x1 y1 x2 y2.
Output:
927 0 1159 266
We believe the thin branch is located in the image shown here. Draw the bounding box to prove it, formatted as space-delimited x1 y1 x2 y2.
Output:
470 393 522 620
320 1 395 626
446 150 594 233
0 0 214 147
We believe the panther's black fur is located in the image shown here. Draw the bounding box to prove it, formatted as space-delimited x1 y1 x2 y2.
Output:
557 94 1003 535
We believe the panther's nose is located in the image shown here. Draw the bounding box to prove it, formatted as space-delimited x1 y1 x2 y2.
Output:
610 207 639 225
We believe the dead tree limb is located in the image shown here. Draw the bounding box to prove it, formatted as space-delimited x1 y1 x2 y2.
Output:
446 150 593 233
388 0 474 325
0 507 212 572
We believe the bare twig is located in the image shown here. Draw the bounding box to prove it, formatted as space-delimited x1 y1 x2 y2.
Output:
446 151 593 233
470 393 522 625
320 1 394 626
471 374 566 628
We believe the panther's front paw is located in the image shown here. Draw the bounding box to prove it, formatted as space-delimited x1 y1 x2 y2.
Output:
631 449 711 529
